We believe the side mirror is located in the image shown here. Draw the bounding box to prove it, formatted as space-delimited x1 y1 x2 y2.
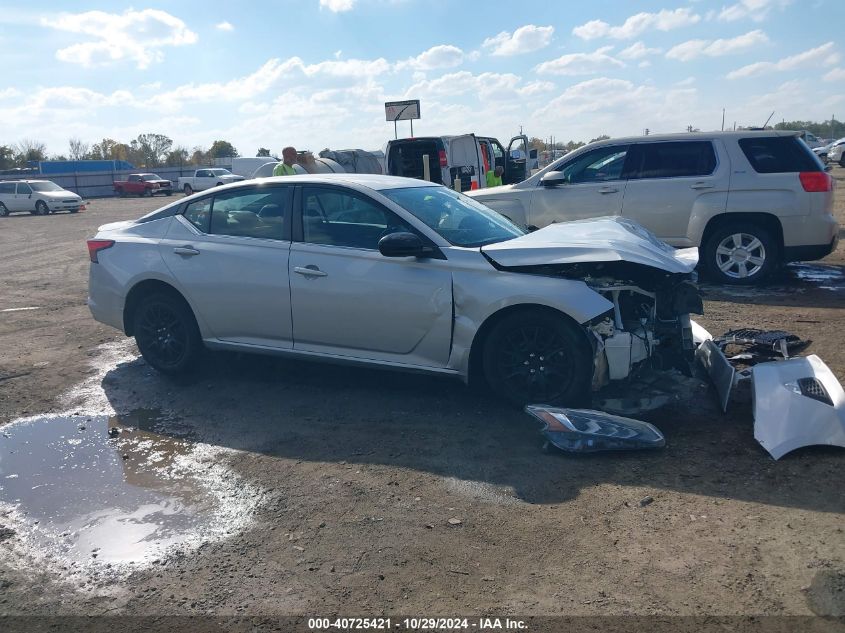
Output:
378 232 429 258
540 171 567 187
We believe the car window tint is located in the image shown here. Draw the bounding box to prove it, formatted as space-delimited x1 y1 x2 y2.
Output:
558 146 629 183
738 137 821 173
183 198 212 232
0 183 15 194
631 141 717 179
209 187 288 240
301 187 413 250
17 183 32 194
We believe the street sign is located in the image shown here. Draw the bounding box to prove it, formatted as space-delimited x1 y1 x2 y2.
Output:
385 100 420 122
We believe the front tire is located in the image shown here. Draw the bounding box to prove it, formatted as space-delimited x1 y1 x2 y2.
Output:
703 222 778 285
133 293 202 374
35 200 49 216
481 309 593 407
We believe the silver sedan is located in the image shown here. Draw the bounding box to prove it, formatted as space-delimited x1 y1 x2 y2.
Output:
87 174 701 406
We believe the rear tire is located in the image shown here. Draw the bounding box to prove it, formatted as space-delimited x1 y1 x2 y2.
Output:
0 203 8 217
183 184 193 196
481 309 593 407
35 200 49 216
133 292 202 374
702 221 778 285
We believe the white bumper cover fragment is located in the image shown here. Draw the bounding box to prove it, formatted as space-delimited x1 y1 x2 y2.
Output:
752 354 845 460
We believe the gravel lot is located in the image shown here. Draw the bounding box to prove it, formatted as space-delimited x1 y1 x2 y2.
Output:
0 172 843 622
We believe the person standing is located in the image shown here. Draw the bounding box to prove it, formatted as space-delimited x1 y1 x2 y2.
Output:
273 146 298 176
486 165 504 188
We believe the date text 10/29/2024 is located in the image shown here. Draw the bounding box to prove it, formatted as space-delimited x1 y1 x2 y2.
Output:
308 618 528 631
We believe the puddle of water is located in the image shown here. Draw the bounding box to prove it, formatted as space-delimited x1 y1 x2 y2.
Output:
0 409 250 568
786 263 845 291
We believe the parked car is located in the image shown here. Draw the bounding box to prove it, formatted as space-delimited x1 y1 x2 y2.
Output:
177 168 244 195
828 138 845 167
384 134 530 191
467 131 838 285
797 130 824 149
0 180 83 216
114 173 173 197
87 174 702 406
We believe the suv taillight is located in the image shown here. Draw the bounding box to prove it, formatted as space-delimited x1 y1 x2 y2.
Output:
438 150 448 167
799 171 832 192
87 239 114 263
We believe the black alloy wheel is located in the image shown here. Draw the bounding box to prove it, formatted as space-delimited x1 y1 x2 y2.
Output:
133 293 201 374
482 310 592 407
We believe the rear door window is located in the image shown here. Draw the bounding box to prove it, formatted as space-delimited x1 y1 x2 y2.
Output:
738 137 822 173
0 183 15 194
627 141 717 179
16 183 32 195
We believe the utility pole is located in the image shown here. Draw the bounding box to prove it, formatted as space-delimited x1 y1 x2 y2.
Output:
721 108 725 132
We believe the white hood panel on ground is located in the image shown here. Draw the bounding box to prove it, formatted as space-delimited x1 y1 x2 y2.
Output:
481 217 698 274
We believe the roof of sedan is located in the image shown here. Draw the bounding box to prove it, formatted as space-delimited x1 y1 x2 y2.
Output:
253 174 436 191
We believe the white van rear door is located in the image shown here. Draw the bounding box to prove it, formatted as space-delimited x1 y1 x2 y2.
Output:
443 135 483 190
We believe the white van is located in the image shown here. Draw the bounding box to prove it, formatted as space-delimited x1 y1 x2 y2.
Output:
384 134 530 191
0 180 83 216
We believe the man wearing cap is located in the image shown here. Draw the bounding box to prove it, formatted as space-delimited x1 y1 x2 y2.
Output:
273 146 297 176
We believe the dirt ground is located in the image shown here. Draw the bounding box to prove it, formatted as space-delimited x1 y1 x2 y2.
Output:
0 171 843 625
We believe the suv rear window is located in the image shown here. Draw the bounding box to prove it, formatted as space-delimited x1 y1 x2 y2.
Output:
739 137 821 173
628 141 717 179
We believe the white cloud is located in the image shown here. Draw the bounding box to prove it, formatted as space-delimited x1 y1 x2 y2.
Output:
823 67 845 82
216 21 234 31
41 9 197 69
666 30 768 61
0 88 22 99
396 45 465 71
482 25 554 56
719 0 791 22
534 47 624 76
572 8 700 40
619 41 662 60
319 0 355 11
727 41 839 79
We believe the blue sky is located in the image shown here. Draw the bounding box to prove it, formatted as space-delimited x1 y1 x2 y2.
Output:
1 0 843 158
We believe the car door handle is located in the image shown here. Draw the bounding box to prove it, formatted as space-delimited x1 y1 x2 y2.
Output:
293 265 328 277
690 182 715 190
597 187 618 194
173 246 200 256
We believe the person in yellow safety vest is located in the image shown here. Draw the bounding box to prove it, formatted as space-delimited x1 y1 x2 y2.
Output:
273 146 298 176
486 166 504 188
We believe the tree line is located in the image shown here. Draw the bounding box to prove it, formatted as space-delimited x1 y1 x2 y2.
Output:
0 135 276 170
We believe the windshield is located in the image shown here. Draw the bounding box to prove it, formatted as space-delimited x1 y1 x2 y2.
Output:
380 186 526 248
29 182 64 192
210 169 232 176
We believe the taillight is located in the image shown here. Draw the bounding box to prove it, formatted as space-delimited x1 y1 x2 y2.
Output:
87 239 114 263
438 150 447 167
799 171 832 192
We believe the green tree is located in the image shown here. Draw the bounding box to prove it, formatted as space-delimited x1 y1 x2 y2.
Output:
189 147 207 165
165 146 190 167
775 118 845 139
207 140 239 159
0 145 15 170
14 139 47 165
256 147 271 157
132 133 173 167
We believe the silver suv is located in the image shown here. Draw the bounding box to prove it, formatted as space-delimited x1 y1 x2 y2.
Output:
468 131 838 284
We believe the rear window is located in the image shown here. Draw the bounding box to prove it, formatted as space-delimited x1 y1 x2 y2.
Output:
0 182 15 194
738 137 822 173
629 141 717 179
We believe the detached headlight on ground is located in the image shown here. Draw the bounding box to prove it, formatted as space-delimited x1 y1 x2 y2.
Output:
525 405 666 453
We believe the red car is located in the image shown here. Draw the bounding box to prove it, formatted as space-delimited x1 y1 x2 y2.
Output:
114 173 173 197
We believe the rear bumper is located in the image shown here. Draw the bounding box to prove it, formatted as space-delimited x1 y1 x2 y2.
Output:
783 235 839 262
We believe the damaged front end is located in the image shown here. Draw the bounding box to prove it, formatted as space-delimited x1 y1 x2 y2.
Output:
481 217 703 391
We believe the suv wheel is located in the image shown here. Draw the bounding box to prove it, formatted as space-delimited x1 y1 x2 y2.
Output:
133 293 202 374
482 309 592 407
703 222 778 285
35 200 49 216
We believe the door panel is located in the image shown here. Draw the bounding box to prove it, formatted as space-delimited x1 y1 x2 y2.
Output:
158 187 293 347
621 141 729 242
527 145 630 227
